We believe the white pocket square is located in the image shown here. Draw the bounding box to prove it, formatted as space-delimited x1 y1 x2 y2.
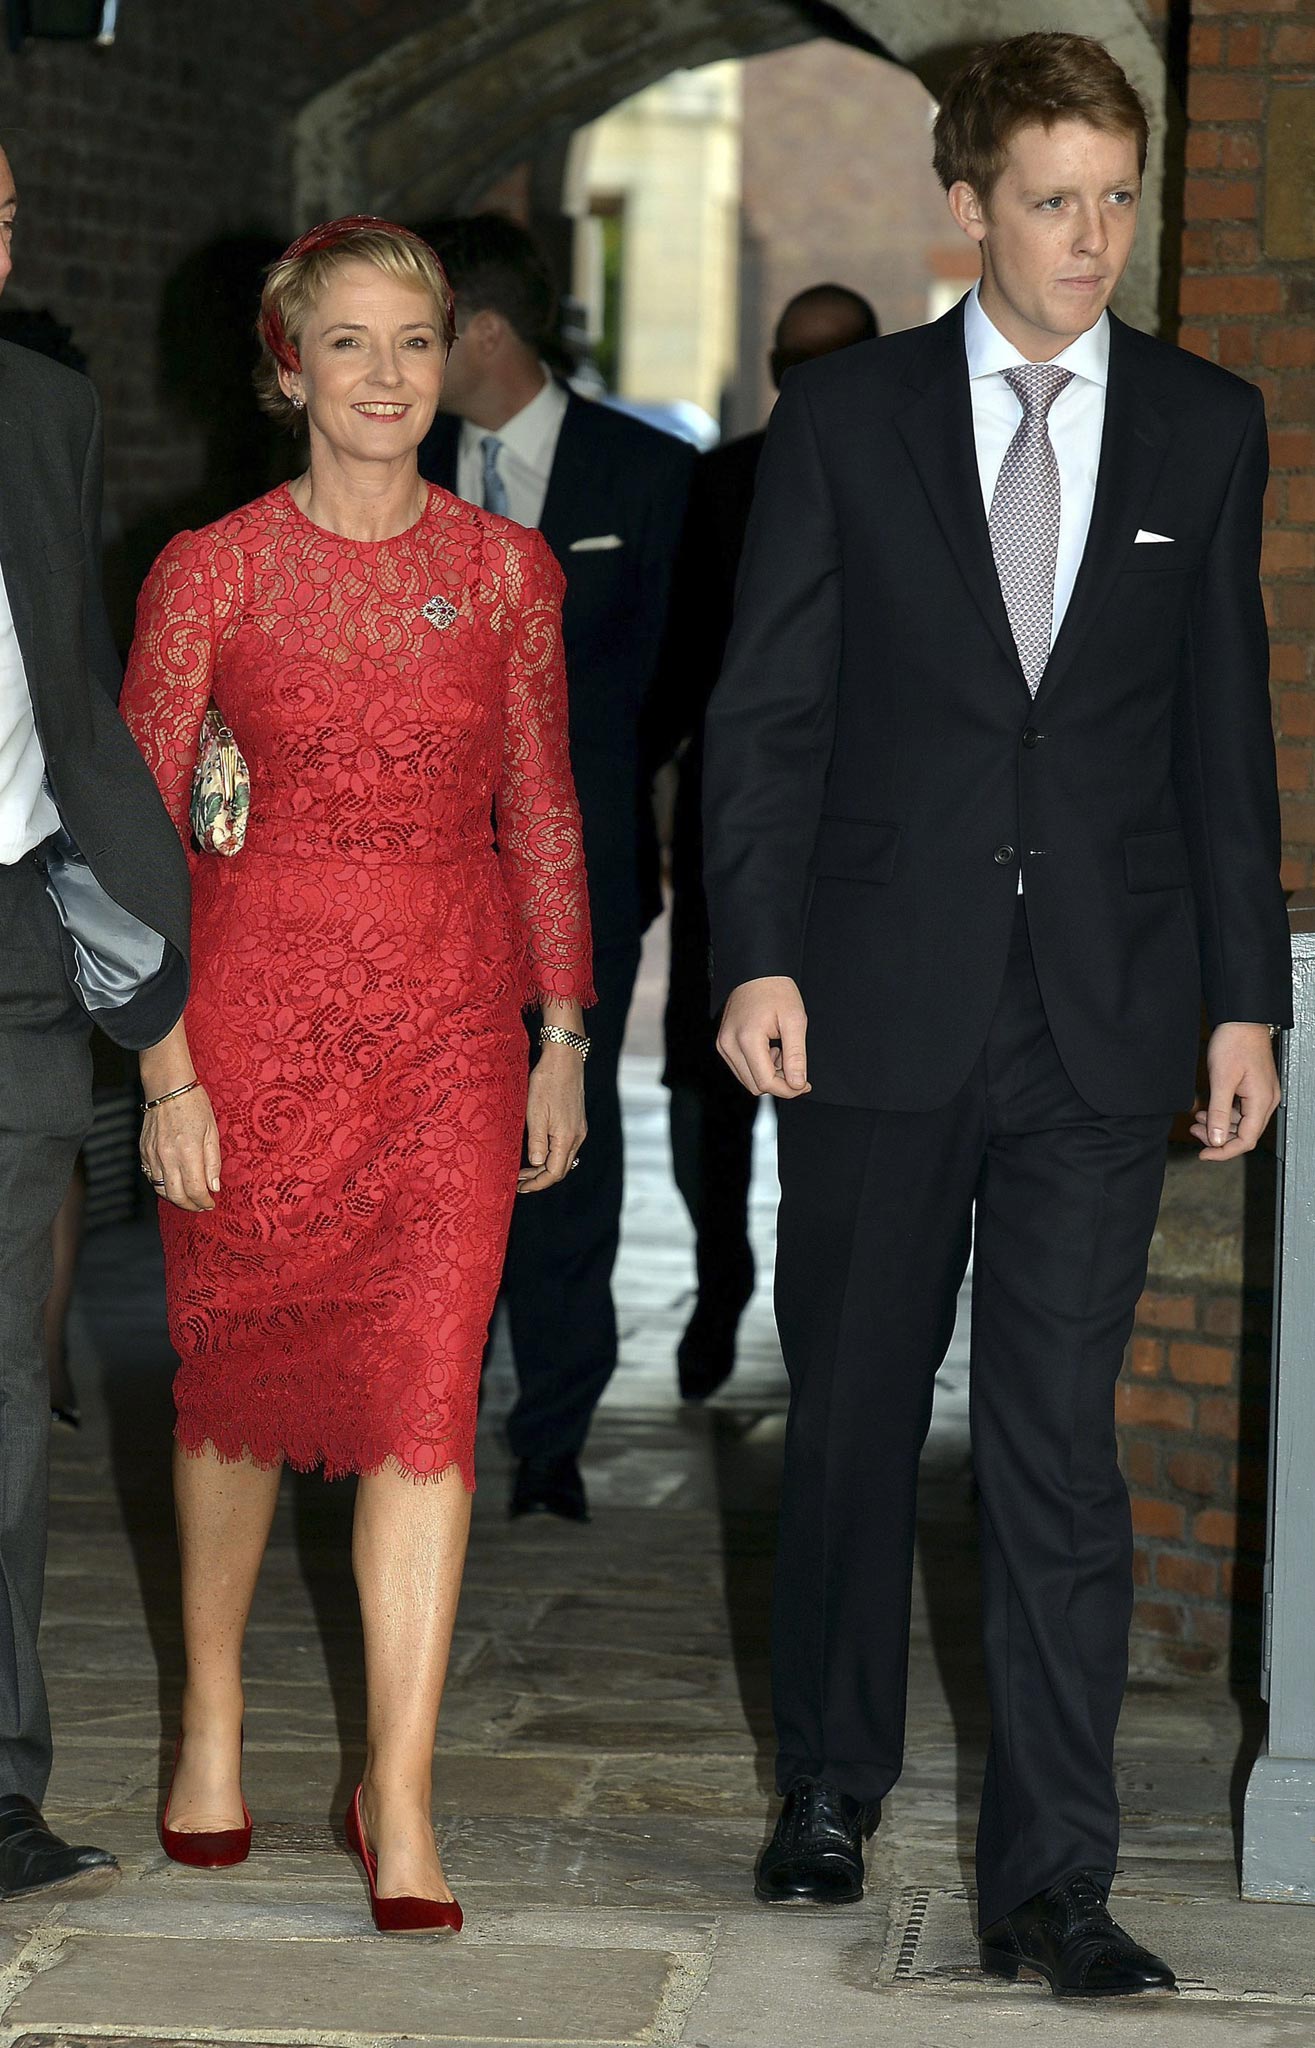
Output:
569 533 624 553
1134 529 1174 544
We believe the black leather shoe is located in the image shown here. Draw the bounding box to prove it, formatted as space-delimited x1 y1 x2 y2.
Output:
510 1454 589 1522
0 1795 118 1900
677 1303 741 1403
754 1778 878 1905
979 1871 1177 1997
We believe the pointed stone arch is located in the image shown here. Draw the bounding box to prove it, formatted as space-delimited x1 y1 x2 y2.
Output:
292 0 1168 329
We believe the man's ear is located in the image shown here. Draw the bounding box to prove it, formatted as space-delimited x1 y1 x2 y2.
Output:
947 179 989 246
463 307 505 357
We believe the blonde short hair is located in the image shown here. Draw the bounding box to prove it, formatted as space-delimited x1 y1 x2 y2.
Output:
254 218 455 431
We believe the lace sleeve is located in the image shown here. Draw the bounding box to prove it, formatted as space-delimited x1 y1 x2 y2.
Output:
120 528 237 859
496 529 596 1010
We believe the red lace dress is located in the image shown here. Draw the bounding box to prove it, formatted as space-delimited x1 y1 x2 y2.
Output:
122 483 594 1486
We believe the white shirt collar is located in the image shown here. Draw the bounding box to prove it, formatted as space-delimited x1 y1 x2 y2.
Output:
963 282 1110 390
463 364 567 475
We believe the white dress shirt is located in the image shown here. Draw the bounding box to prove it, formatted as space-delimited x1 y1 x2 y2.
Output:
455 366 569 530
0 556 58 865
964 283 1109 646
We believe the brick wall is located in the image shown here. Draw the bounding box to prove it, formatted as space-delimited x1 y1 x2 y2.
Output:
1120 1 1315 1673
0 5 312 581
1175 6 1315 888
1120 1150 1273 1673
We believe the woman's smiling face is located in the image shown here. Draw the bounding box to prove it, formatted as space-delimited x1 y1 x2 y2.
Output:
281 258 445 463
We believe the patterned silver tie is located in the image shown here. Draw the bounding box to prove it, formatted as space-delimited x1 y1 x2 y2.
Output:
988 363 1074 695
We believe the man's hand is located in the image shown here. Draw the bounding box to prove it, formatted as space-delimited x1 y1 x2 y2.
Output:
717 976 811 1099
1190 1022 1281 1163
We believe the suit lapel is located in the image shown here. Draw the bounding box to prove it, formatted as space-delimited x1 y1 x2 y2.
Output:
538 392 591 556
0 372 43 695
418 410 459 493
1033 315 1171 708
893 306 1027 688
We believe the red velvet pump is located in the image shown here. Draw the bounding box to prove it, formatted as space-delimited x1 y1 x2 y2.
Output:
345 1785 463 1934
159 1737 252 1868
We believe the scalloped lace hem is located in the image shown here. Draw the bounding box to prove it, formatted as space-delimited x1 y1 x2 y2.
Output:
175 1423 476 1492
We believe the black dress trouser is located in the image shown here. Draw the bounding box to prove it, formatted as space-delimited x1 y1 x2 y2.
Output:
0 853 92 1804
771 901 1171 1929
503 940 642 1463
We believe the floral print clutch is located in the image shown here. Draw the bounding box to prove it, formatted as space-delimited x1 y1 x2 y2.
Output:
189 706 250 856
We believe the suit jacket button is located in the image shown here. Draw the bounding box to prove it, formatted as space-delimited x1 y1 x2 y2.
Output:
1022 727 1043 749
994 845 1015 865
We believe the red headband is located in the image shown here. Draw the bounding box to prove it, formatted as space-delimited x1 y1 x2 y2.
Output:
259 215 455 376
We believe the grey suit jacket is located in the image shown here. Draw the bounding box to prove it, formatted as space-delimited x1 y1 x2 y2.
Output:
0 339 190 1048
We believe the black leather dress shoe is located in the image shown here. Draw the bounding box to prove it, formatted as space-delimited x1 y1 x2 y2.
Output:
677 1304 741 1403
0 1795 118 1900
754 1777 879 1905
980 1871 1176 1997
510 1454 589 1522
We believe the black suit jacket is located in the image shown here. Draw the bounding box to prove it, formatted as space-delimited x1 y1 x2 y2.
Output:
653 429 765 1084
0 341 189 1049
703 302 1292 1115
419 391 692 953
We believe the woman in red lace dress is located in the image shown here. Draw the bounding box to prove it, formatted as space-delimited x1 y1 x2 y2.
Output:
121 220 593 1930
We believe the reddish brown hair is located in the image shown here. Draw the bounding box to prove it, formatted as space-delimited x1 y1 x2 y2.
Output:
932 32 1149 202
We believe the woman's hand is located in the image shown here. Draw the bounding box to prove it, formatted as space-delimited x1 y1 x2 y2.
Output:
518 1044 587 1194
140 1084 222 1212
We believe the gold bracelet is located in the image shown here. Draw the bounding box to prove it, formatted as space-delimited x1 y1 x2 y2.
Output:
540 1026 590 1063
143 1079 201 1111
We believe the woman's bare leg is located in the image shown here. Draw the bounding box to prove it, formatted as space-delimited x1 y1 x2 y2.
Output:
353 1461 471 1903
167 1441 282 1830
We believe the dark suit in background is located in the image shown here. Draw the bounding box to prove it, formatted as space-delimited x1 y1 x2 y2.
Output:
703 302 1291 1925
0 340 189 1805
421 393 692 1467
652 431 766 1385
654 285 879 1401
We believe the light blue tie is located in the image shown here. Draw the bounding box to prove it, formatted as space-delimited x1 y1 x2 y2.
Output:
480 435 509 517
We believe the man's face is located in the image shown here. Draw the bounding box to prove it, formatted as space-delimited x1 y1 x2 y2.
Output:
950 118 1142 358
0 149 16 297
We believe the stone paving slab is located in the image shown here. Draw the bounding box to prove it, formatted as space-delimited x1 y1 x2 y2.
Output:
5 1933 688 2042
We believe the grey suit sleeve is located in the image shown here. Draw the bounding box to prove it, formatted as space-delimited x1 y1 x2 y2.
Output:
78 382 123 704
702 374 842 1010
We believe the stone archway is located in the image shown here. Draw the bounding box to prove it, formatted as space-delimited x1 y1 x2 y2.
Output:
293 0 1168 330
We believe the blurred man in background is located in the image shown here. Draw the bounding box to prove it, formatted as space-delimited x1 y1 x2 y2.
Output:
418 213 691 1522
653 286 879 1402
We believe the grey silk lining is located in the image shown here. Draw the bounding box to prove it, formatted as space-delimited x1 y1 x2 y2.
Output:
41 829 166 1012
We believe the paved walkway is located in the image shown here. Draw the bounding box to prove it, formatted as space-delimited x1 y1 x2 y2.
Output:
8 944 1315 2044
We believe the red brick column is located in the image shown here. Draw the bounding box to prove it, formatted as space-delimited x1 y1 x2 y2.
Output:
1120 3 1315 1672
1119 1152 1270 1672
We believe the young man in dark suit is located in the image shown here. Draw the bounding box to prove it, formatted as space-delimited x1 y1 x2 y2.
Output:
417 214 692 1522
0 142 191 1896
656 284 878 1402
703 35 1290 1996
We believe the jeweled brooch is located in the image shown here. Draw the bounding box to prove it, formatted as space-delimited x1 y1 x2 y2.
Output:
421 595 458 630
